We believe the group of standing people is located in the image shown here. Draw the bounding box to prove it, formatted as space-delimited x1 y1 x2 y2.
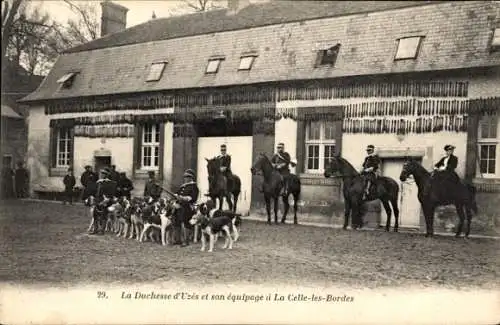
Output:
1 161 29 199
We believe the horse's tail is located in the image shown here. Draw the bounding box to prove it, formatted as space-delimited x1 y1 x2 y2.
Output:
466 183 478 214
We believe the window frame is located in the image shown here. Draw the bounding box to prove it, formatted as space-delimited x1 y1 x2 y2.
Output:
477 115 499 178
490 28 500 51
238 55 257 71
146 62 167 82
394 36 424 61
55 127 72 168
205 57 224 74
315 43 341 67
56 72 78 89
304 121 337 174
141 123 161 170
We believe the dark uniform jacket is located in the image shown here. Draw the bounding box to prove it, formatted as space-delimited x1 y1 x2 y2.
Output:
118 177 134 197
434 155 458 172
109 170 120 183
176 181 199 205
80 171 97 187
144 179 162 200
217 154 232 173
63 175 76 190
97 178 118 199
362 154 381 173
271 152 291 174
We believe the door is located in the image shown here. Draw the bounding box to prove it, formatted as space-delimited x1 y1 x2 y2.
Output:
197 136 253 214
94 156 111 178
380 158 421 228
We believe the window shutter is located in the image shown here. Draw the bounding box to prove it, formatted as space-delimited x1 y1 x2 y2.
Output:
334 119 343 155
69 127 75 170
465 114 480 181
133 124 143 174
296 120 305 173
50 127 57 168
158 123 165 180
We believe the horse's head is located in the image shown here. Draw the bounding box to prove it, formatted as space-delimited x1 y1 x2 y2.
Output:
399 158 418 181
205 157 220 176
250 153 269 175
324 155 342 178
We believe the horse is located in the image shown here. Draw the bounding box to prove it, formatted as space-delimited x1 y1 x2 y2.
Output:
399 158 478 238
205 157 241 213
250 153 301 225
324 156 400 231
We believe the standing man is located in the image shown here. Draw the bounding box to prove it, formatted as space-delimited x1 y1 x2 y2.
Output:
96 168 118 201
14 161 29 198
217 144 233 190
2 164 14 199
63 167 76 205
118 172 134 200
271 143 295 195
172 169 199 246
144 171 162 201
80 165 98 201
361 144 381 200
109 165 120 183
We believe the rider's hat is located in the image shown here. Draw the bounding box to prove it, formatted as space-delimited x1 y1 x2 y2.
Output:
183 169 196 178
277 142 284 148
84 165 92 169
220 144 227 149
366 144 375 150
444 144 455 151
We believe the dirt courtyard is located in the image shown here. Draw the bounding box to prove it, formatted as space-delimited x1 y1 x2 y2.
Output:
1 200 498 289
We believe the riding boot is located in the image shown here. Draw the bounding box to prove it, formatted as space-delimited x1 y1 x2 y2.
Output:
363 181 371 200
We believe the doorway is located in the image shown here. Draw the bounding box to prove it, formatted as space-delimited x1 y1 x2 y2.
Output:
94 156 111 178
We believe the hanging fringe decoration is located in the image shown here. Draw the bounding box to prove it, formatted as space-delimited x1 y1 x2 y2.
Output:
73 124 134 138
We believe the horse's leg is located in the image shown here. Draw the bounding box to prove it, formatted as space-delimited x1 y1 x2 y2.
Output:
293 192 299 225
343 196 351 230
281 194 289 224
390 196 400 233
226 193 233 212
273 196 279 224
232 191 239 213
465 206 473 239
455 204 465 238
422 204 434 237
382 199 392 232
264 195 272 225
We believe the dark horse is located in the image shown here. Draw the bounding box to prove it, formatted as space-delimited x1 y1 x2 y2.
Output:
399 158 478 238
205 157 241 212
324 156 400 231
250 153 301 224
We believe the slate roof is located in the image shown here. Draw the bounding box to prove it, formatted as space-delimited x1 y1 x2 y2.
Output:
21 1 500 103
66 1 438 54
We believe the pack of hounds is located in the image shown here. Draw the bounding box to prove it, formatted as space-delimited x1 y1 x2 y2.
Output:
85 195 242 253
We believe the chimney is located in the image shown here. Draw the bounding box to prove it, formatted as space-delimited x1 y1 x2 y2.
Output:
100 1 129 37
227 0 251 15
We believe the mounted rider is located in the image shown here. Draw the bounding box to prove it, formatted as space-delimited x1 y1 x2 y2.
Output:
271 143 296 195
216 144 233 190
361 144 381 200
172 169 199 246
432 144 460 184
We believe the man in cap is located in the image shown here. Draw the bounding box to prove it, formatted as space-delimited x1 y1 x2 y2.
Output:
109 165 120 183
172 169 199 246
216 144 233 190
361 144 381 200
80 165 98 201
143 171 162 201
271 143 295 195
62 167 76 205
118 172 134 200
433 144 460 183
96 167 118 201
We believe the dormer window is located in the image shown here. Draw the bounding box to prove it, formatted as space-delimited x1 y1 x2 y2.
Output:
394 36 424 60
490 28 500 51
238 53 257 71
146 62 167 82
206 56 225 74
316 43 341 67
57 72 78 89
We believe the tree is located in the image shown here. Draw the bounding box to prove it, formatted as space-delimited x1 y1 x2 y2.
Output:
181 0 224 12
1 0 24 70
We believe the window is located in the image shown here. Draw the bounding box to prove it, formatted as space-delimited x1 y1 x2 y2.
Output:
146 62 167 82
316 43 341 67
57 72 78 89
305 121 336 173
56 128 72 167
491 28 500 50
477 115 499 177
141 123 160 169
238 56 256 70
394 36 423 60
206 58 224 74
